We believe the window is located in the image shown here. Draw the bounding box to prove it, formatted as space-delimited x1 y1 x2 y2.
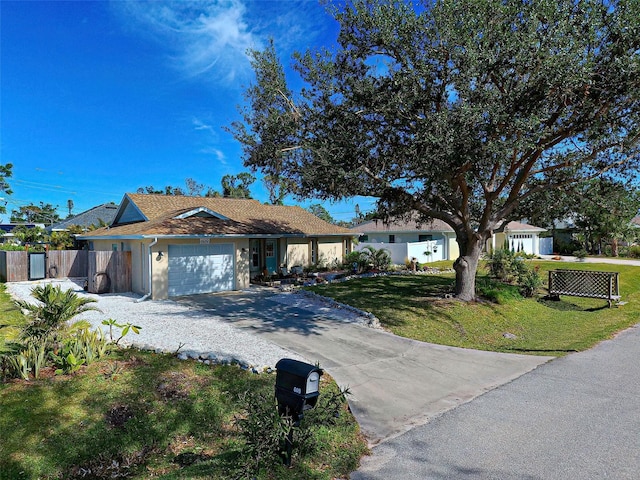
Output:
251 244 260 268
419 234 433 242
311 239 318 264
111 244 118 251
389 235 395 243
266 242 275 257
359 235 369 242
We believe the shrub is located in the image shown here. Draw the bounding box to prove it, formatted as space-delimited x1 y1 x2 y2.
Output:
485 249 542 298
52 323 109 375
344 250 368 273
235 383 352 477
573 248 588 260
519 266 544 297
628 245 640 258
4 284 104 381
485 249 518 282
15 284 99 345
361 246 392 271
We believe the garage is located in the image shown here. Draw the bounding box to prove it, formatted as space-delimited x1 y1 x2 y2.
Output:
509 234 534 254
168 243 235 296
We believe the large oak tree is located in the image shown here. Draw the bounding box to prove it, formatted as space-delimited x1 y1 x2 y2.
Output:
230 0 640 300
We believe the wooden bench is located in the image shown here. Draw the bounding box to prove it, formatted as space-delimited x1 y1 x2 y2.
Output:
548 269 621 307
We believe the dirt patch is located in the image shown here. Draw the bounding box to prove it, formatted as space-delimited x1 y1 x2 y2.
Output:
66 447 153 479
155 370 206 401
105 404 135 429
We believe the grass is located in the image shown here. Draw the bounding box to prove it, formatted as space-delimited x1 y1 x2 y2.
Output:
0 284 25 352
308 261 640 357
0 284 367 480
3 260 638 477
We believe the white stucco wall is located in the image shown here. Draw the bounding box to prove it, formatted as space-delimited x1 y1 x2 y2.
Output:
318 237 344 266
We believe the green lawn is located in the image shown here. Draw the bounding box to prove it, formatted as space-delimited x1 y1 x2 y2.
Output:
0 284 367 480
308 261 640 356
0 284 24 353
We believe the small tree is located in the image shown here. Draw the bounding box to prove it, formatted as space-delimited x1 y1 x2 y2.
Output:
49 231 73 250
11 202 60 225
11 225 46 246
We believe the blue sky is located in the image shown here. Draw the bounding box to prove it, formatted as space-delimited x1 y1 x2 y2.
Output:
1 0 375 223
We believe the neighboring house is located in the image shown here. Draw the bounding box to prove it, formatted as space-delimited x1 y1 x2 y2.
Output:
0 224 45 244
489 221 548 255
352 217 547 264
351 217 458 264
78 193 354 299
47 202 119 233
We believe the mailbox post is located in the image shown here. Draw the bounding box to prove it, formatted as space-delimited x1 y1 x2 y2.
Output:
275 358 323 466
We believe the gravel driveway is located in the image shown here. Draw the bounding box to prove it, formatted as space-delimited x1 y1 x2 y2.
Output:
6 278 336 369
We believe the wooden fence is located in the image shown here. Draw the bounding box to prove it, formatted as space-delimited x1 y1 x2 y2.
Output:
48 250 88 279
87 251 131 294
0 251 29 282
0 250 131 294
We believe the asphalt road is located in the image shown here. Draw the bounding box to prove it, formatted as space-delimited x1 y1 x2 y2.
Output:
352 322 640 479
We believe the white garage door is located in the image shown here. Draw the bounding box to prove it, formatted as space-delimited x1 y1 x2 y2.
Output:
168 243 235 296
510 235 534 254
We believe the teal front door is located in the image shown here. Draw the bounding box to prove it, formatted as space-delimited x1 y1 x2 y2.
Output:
265 239 277 274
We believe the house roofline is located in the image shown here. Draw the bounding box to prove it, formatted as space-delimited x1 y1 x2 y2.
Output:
78 233 356 241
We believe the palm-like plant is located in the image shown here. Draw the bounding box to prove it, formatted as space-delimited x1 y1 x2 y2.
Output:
14 284 100 344
362 246 392 271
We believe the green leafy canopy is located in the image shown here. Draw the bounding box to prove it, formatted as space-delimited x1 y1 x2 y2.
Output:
230 0 640 299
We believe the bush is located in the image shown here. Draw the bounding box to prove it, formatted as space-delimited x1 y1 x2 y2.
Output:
628 245 640 258
484 249 542 298
485 249 519 282
573 248 588 259
361 246 392 271
234 383 353 477
519 266 544 297
3 285 105 381
344 251 368 273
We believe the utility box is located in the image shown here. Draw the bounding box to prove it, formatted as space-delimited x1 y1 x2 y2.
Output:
275 358 323 416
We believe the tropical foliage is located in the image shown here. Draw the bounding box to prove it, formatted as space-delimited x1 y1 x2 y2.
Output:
1 284 104 380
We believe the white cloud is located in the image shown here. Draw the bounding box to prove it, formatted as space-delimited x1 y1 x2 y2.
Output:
192 117 215 134
115 0 259 84
200 147 227 164
113 1 332 85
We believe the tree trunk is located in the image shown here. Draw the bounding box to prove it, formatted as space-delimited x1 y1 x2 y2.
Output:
453 240 483 301
611 237 619 257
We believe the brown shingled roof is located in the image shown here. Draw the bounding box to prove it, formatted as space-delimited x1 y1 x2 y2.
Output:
85 194 353 238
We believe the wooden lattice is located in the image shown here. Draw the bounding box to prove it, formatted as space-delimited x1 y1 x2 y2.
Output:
548 269 620 306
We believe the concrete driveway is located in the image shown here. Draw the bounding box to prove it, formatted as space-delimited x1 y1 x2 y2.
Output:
179 289 552 445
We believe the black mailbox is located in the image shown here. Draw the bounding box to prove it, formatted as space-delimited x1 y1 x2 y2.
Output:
275 358 323 416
